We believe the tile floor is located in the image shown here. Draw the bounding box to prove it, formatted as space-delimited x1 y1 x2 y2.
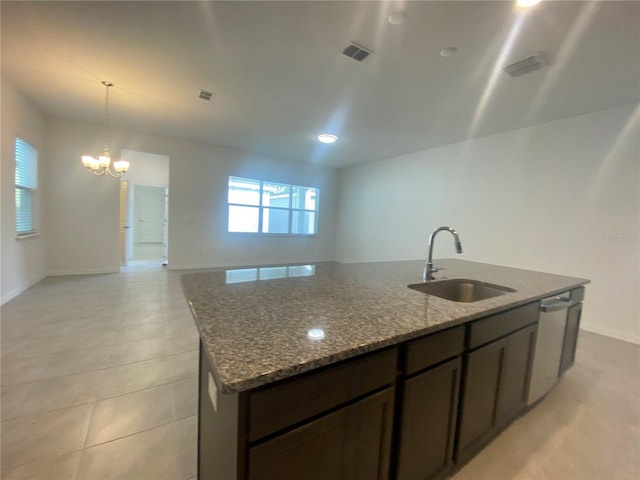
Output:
1 263 198 480
1 264 639 479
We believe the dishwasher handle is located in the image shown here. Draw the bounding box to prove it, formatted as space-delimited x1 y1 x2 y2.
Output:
540 295 572 312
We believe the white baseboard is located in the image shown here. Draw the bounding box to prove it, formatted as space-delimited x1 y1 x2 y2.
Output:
168 262 233 271
168 260 330 271
1 274 46 305
581 323 640 345
47 268 121 276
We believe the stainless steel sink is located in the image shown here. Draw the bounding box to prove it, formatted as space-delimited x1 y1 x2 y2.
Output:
408 279 515 303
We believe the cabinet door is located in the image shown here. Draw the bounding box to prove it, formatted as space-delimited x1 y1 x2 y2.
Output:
495 324 537 427
457 325 538 464
456 339 505 463
397 357 461 480
248 388 394 480
559 303 582 376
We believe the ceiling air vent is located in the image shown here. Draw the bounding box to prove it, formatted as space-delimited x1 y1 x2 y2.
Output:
198 89 214 101
503 53 546 78
342 43 372 62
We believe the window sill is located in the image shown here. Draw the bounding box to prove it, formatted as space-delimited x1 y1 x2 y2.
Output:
16 232 40 240
228 232 318 238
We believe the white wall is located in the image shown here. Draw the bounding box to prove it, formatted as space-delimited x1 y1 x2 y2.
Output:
168 140 338 269
336 104 640 344
1 78 47 303
45 119 122 275
121 149 169 187
45 117 337 274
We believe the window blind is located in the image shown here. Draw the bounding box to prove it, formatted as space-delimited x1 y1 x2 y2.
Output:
15 138 38 235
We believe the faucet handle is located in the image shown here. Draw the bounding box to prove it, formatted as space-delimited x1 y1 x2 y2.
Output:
423 264 446 281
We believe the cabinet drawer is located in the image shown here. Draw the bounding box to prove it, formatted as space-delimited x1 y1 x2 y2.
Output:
248 388 395 480
248 347 397 442
468 302 539 350
405 326 464 376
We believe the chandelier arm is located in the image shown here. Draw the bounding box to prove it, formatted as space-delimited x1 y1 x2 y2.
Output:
106 167 122 178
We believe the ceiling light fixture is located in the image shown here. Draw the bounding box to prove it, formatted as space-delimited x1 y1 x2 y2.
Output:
440 46 458 57
317 134 338 144
81 81 129 177
388 12 406 25
516 0 541 7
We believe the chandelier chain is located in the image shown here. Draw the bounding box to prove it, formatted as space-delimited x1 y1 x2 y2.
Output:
103 83 111 156
81 80 129 178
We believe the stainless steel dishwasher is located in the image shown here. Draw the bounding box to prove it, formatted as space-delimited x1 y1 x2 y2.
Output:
527 291 579 405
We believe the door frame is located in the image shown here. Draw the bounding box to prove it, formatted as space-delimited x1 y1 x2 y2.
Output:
119 180 130 266
129 183 169 263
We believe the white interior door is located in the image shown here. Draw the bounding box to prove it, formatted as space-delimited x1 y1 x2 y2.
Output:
133 185 166 260
119 181 129 266
162 188 169 264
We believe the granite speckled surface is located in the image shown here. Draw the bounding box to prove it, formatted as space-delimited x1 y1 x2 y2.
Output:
181 259 588 393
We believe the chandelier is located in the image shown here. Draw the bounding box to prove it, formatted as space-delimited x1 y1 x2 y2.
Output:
81 81 130 177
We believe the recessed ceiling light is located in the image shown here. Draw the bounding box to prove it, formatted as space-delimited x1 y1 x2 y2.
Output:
440 46 458 57
317 134 338 144
516 0 541 7
388 12 406 25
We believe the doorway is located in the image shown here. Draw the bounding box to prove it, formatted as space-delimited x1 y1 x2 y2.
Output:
120 181 129 265
132 184 167 262
119 150 170 267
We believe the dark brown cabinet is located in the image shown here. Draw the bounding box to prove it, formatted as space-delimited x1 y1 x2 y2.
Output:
198 291 587 480
247 348 397 443
237 347 396 480
396 326 464 480
396 357 462 480
495 324 537 426
456 336 504 462
559 302 582 376
198 345 397 480
456 323 537 464
248 388 395 480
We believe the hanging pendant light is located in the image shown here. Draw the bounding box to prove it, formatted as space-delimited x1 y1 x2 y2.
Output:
81 81 130 177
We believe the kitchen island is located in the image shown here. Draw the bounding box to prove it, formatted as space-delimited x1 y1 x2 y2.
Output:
182 259 588 480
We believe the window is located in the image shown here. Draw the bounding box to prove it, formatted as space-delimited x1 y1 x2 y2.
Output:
15 138 38 236
228 176 318 235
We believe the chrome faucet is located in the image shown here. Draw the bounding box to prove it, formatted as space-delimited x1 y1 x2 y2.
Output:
423 226 463 281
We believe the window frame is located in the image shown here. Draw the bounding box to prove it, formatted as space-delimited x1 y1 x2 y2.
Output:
227 176 319 236
14 137 39 237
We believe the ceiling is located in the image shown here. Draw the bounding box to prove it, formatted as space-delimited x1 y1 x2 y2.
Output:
2 1 639 168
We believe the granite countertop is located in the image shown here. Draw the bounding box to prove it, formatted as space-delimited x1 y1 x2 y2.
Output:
181 259 588 393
